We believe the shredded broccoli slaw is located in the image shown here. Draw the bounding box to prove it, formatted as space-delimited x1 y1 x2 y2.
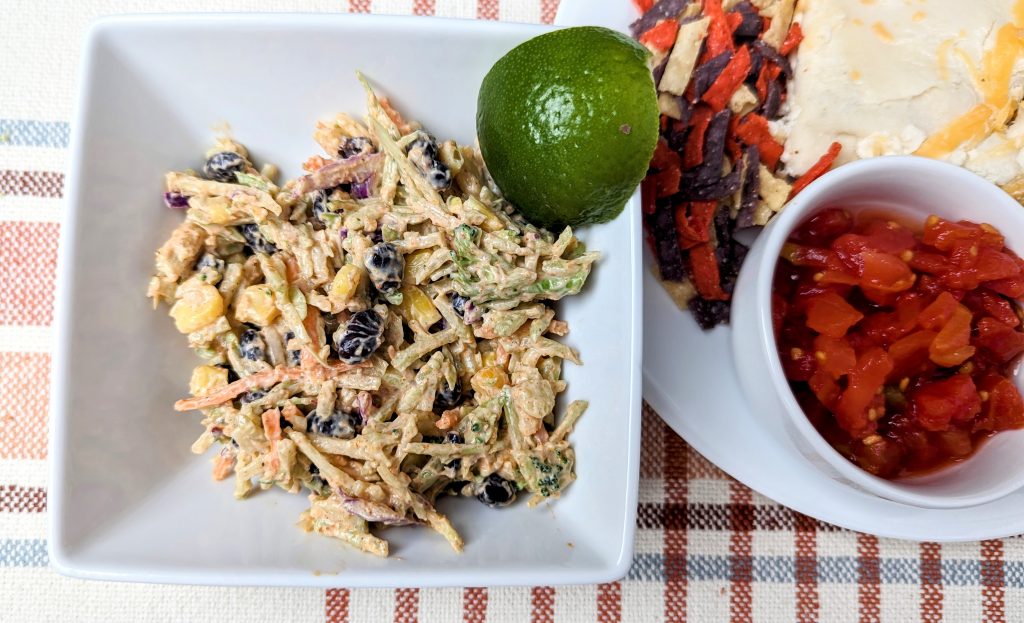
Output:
147 75 597 557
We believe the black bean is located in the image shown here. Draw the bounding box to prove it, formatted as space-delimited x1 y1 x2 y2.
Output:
194 253 225 273
239 329 266 362
364 243 404 294
338 136 375 159
283 331 302 367
406 133 451 191
333 309 384 364
217 363 239 384
203 151 246 182
307 409 362 439
434 378 463 412
164 191 190 209
240 390 266 404
239 223 277 255
476 474 516 507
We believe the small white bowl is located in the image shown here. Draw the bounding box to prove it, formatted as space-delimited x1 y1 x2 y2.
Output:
732 156 1024 509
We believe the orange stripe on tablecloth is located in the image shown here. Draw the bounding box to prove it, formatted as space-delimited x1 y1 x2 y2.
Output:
412 0 435 15
793 512 820 623
0 221 59 327
394 588 419 623
728 482 754 623
530 586 555 623
640 403 663 479
857 534 881 623
0 170 64 198
477 0 500 20
462 587 487 623
540 0 559 24
920 542 942 623
596 582 621 623
325 588 350 623
0 352 50 460
981 539 1006 623
664 424 688 622
348 0 371 13
0 485 47 512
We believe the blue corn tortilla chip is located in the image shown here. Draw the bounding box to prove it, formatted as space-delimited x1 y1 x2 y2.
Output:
649 200 686 281
763 77 783 119
731 2 763 40
678 110 742 201
737 145 761 228
630 0 690 38
745 48 764 84
665 98 694 151
692 51 733 100
752 40 792 78
689 297 731 329
652 55 671 86
679 166 742 201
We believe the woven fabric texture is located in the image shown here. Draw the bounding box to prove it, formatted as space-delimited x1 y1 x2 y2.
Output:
3 1 1024 621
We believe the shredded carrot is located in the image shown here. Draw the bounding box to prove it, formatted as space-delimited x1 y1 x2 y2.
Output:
212 453 235 481
173 362 368 411
262 408 283 443
284 255 301 283
302 155 329 172
789 142 843 199
640 20 681 52
281 402 303 429
262 408 283 476
702 46 752 112
379 97 413 135
684 106 715 169
779 22 804 56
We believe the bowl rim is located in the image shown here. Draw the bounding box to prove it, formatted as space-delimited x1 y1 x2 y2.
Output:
745 155 1024 509
47 11 643 587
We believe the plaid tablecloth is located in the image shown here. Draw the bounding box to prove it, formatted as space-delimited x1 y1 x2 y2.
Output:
3 1 1024 621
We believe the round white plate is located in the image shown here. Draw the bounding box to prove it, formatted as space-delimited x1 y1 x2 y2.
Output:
555 0 1024 541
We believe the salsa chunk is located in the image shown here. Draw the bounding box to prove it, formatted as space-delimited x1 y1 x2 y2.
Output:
775 209 1024 479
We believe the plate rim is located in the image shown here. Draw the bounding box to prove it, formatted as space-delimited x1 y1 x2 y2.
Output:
559 0 1024 543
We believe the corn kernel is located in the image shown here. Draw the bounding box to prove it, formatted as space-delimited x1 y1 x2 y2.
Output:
467 198 504 232
398 285 442 328
234 284 279 326
403 248 434 283
329 264 364 306
471 365 509 400
189 365 228 396
201 196 233 224
170 282 224 333
477 206 505 232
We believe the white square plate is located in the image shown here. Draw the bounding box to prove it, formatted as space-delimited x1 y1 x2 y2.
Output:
49 14 642 587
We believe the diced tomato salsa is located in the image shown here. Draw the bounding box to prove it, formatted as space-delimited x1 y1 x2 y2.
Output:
774 209 1024 479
